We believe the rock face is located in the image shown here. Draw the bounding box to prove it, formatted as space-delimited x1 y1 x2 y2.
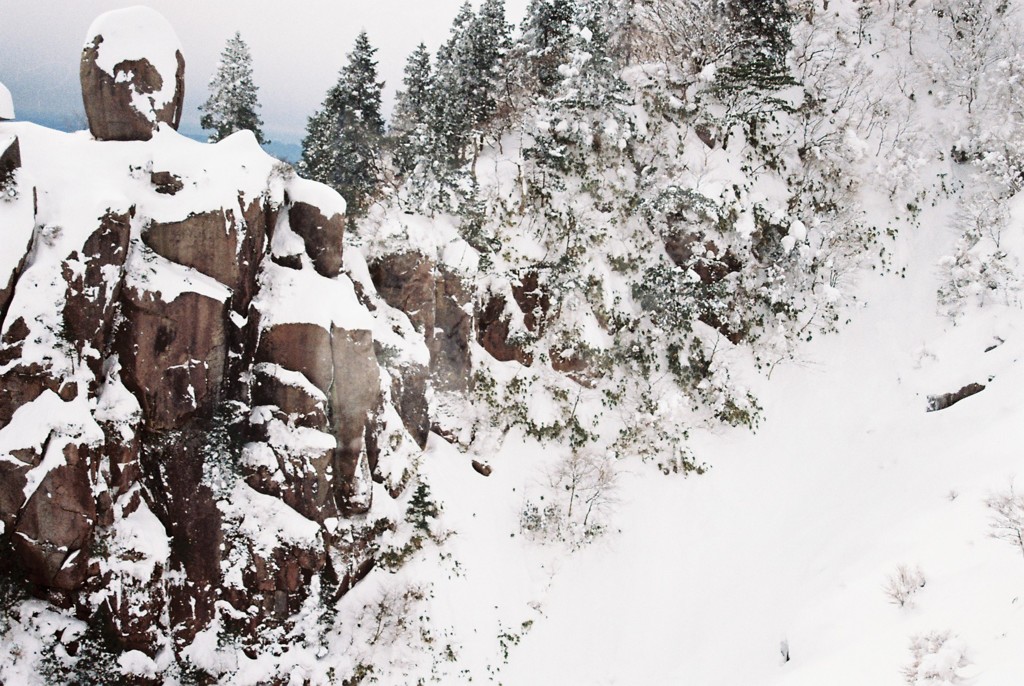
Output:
80 7 185 141
0 8 428 664
369 252 474 393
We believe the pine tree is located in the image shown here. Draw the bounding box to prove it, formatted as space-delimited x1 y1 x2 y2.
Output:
199 32 267 144
434 2 480 164
466 0 513 128
391 43 435 176
520 0 577 96
716 0 796 93
301 31 385 217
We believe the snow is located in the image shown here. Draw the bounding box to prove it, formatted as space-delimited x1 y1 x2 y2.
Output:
84 6 182 122
221 482 321 558
251 260 373 332
124 239 232 305
287 176 346 217
0 82 13 120
105 497 170 583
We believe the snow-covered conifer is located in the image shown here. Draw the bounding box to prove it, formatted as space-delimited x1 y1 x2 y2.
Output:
520 0 577 95
391 43 435 176
301 30 385 217
199 32 266 144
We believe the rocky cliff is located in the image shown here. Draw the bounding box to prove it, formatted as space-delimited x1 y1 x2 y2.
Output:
0 7 474 667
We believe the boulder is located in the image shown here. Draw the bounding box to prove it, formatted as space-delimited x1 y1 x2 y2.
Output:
80 7 185 141
287 201 345 278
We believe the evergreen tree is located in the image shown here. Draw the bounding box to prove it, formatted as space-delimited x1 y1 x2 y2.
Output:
199 32 267 144
520 0 577 96
433 0 512 165
391 43 435 176
466 0 513 128
434 2 481 164
301 31 385 217
716 0 796 93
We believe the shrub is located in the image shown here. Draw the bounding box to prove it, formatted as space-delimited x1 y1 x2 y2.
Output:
884 565 926 608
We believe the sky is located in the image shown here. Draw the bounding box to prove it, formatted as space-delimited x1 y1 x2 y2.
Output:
0 0 530 144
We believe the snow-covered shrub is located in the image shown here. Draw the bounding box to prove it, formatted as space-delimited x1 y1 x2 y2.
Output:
937 191 1020 317
902 631 970 685
985 483 1024 561
520 449 619 547
884 564 927 608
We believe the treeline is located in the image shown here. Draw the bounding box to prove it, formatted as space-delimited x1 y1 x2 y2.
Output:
298 0 797 217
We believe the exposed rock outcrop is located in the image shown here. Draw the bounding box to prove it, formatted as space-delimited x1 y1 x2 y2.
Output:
0 8 433 663
80 7 185 141
927 382 986 412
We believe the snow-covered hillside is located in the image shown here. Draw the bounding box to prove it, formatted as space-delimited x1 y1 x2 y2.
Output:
4 0 1024 684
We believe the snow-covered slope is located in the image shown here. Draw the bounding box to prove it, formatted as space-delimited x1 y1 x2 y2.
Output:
361 197 1024 685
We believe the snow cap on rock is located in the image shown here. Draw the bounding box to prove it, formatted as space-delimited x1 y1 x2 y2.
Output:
80 6 185 141
0 82 14 120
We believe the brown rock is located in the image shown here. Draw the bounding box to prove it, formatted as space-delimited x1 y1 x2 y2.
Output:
433 267 474 391
0 433 46 531
62 209 132 382
140 426 222 645
369 252 436 336
0 356 77 433
511 270 550 333
144 198 267 316
471 460 492 477
477 293 532 366
150 170 184 195
255 323 333 394
0 135 20 188
288 201 345 278
13 457 96 590
927 382 986 412
329 326 381 516
387 361 430 449
550 345 596 387
117 287 228 431
143 211 237 291
80 10 185 141
663 232 741 284
251 363 328 430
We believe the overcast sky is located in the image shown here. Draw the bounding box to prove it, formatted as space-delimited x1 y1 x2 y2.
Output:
0 0 530 143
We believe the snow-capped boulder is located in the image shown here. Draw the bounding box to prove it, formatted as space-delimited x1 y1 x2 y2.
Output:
286 178 347 278
80 6 185 141
0 81 13 120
